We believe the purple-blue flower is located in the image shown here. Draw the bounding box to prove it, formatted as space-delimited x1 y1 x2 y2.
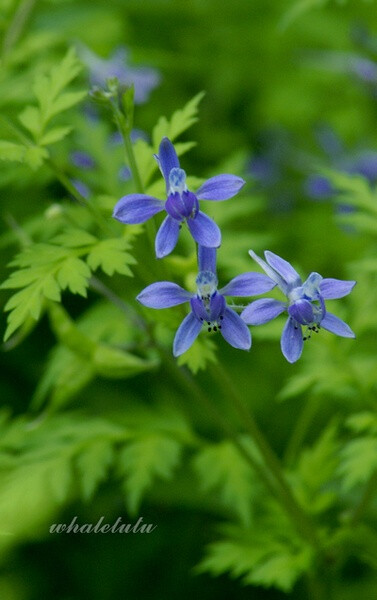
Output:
79 45 160 104
241 250 356 364
137 246 275 356
113 138 245 258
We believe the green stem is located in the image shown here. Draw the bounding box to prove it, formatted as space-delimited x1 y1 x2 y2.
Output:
209 362 322 552
2 0 37 60
113 109 157 250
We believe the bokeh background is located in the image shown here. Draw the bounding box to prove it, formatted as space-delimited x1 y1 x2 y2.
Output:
1 0 377 598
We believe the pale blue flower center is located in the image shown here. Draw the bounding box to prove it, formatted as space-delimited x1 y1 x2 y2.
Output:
196 270 218 301
169 168 187 195
288 272 322 304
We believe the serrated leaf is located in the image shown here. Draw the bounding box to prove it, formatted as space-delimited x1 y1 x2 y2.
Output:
40 126 73 146
177 335 217 374
198 528 312 593
48 90 87 119
24 145 49 169
152 91 205 148
18 105 41 139
193 441 254 525
76 440 114 501
56 256 91 297
338 437 377 490
0 140 26 162
87 238 136 276
119 435 182 514
51 228 97 248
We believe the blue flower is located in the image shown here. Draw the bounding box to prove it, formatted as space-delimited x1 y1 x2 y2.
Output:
137 246 275 356
241 250 356 363
79 45 160 104
113 138 245 258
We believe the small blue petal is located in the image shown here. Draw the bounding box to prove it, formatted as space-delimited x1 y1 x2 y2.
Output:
220 272 276 297
209 293 226 321
288 299 315 325
157 138 180 190
220 307 251 350
320 312 355 338
241 298 286 325
196 174 245 201
281 317 303 363
187 211 221 247
173 312 202 356
248 249 288 292
191 296 209 321
197 246 217 274
155 215 181 258
320 278 356 299
113 194 164 224
264 251 301 289
137 282 192 308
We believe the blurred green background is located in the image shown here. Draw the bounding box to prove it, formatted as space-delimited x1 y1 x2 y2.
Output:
1 0 377 599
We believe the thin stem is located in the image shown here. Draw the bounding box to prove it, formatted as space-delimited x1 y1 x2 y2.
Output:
209 362 322 552
2 0 37 60
89 276 147 332
113 108 157 249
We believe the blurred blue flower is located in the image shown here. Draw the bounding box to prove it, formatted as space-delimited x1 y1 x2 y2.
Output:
70 150 96 170
137 246 275 356
70 178 90 199
242 250 356 363
113 137 245 258
79 45 160 104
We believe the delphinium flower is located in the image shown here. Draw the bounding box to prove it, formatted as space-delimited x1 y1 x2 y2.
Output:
241 250 356 363
137 246 275 356
79 45 160 104
113 137 246 258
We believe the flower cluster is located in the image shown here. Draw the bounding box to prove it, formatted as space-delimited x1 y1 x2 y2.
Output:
113 138 356 362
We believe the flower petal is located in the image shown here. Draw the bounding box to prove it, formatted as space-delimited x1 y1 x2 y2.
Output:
320 278 356 299
137 282 192 308
220 272 276 297
264 251 301 288
281 317 303 363
220 307 251 350
197 246 217 274
241 298 286 325
173 312 202 356
248 249 287 291
320 312 355 338
156 137 180 190
209 292 226 321
155 215 181 258
196 174 245 200
113 194 164 224
187 211 221 247
288 299 314 325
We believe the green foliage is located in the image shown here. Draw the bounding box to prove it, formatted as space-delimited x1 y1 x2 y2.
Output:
134 92 204 189
177 336 217 374
118 434 183 514
193 441 255 525
1 229 137 341
197 523 313 592
338 413 377 491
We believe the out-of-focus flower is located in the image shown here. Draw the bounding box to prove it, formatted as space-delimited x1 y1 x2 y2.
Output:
242 250 356 363
137 246 275 356
79 45 160 104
